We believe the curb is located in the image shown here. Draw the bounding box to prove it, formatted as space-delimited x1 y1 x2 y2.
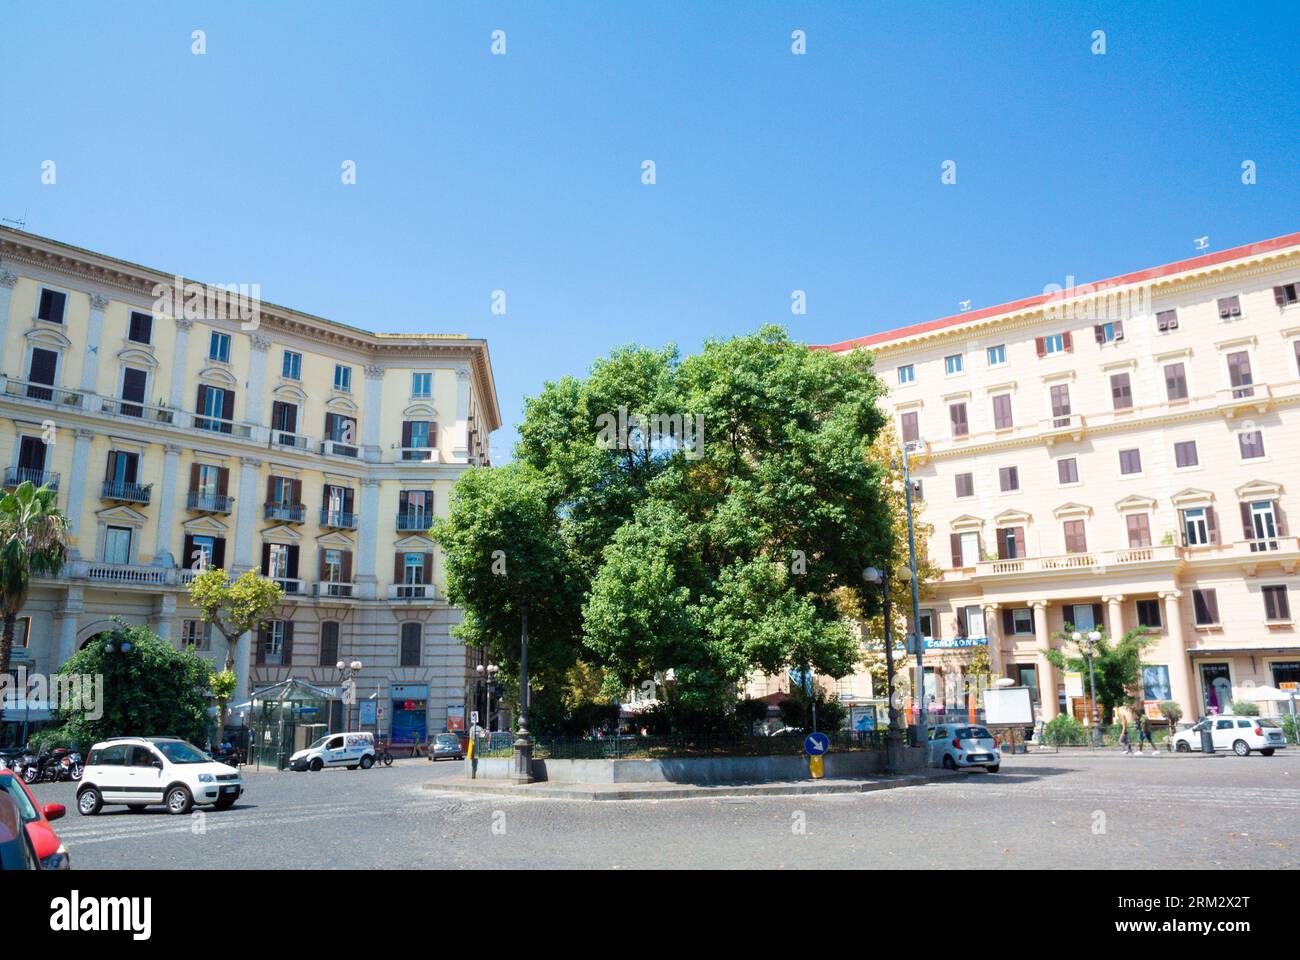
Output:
422 769 958 801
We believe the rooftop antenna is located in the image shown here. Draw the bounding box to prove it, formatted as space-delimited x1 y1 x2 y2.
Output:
1 209 28 230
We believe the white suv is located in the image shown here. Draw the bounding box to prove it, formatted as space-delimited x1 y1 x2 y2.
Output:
1170 715 1287 756
77 737 245 816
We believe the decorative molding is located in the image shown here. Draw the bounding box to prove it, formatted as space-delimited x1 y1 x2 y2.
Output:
0 269 18 289
364 364 386 379
174 316 194 331
1052 502 1093 519
250 335 273 352
89 293 109 310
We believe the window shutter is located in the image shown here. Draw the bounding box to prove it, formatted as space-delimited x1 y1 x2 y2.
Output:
1094 325 1104 344
105 450 117 481
1014 526 1026 558
319 548 328 580
1002 609 1014 635
401 421 413 448
997 531 1009 560
430 422 438 446
1114 320 1124 340
283 621 295 665
1062 331 1073 351
956 607 968 637
1092 603 1105 631
123 455 137 484
394 552 404 583
261 543 271 575
287 545 299 579
1206 507 1219 545
422 554 433 583
1276 286 1288 307
212 538 225 570
342 551 353 583
1205 590 1220 623
343 488 354 513
266 476 275 503
1035 336 1046 357
950 533 962 569
1240 502 1253 539
1275 500 1288 536
182 535 195 567
255 625 267 665
196 383 207 414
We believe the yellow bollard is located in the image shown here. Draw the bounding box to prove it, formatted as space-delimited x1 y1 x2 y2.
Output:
809 754 824 779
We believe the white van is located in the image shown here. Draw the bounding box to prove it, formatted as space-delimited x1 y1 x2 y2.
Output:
289 732 376 771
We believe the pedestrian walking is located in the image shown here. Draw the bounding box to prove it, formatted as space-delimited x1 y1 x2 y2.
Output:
1138 712 1156 754
1118 709 1132 754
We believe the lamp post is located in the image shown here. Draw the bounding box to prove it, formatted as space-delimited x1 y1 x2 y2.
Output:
336 658 363 734
510 604 533 784
1073 631 1102 747
864 565 907 773
900 441 926 745
476 662 499 734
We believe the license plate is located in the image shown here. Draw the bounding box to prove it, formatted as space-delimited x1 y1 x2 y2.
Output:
221 786 239 794
967 754 991 762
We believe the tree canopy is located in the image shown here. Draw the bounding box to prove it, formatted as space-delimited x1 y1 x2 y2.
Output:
1044 625 1156 723
433 325 893 723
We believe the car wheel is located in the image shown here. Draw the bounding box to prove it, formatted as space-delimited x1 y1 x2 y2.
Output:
127 804 149 814
165 785 193 815
213 795 237 810
1175 740 1191 753
76 787 102 816
986 764 1000 773
347 765 358 770
359 755 373 770
309 758 323 772
942 754 957 770
1232 740 1250 757
1261 748 1275 756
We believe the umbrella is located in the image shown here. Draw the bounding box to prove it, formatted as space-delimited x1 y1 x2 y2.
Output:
1239 685 1295 702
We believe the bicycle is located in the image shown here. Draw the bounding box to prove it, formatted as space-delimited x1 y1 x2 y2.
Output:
374 741 394 767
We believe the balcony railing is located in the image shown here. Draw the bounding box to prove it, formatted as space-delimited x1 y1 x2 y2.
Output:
4 466 60 490
80 561 172 586
195 413 254 439
101 480 153 504
396 511 432 532
2 376 84 408
319 509 357 529
264 503 306 523
97 395 179 424
269 577 304 595
321 439 359 459
388 583 434 600
313 581 354 599
972 544 1180 578
397 447 439 463
187 492 235 514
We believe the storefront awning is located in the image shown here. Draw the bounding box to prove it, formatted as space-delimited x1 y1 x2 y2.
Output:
1188 647 1300 657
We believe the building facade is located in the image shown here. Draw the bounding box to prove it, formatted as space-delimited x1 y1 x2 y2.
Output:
820 231 1300 725
0 228 499 743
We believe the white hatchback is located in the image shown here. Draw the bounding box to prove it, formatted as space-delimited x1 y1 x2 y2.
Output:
928 723 1002 772
1170 715 1287 756
77 737 244 815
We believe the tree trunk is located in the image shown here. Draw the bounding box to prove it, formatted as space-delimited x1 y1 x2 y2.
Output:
0 612 16 681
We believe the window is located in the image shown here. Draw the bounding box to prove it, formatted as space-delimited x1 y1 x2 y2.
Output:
1007 608 1034 635
261 620 287 666
1164 362 1188 401
1110 372 1133 411
1263 585 1291 622
106 450 140 488
411 372 432 397
128 311 153 344
1174 440 1198 468
1226 351 1253 398
1142 666 1172 702
918 610 936 639
121 366 147 417
1119 448 1142 475
1275 283 1299 307
37 288 67 324
282 350 302 380
1244 500 1280 550
319 622 340 667
333 364 352 392
1067 603 1101 631
1192 589 1220 626
998 466 1019 492
271 400 299 443
399 490 433 526
1050 383 1071 426
400 623 422 667
900 411 919 444
403 552 427 584
1156 309 1178 332
945 354 964 375
181 619 211 650
948 402 968 438
262 542 299 586
951 531 981 568
13 616 30 649
1217 295 1241 319
954 473 974 498
208 331 231 362
987 344 1006 366
997 526 1025 560
1126 513 1151 548
957 605 986 639
401 421 435 458
1239 428 1266 460
1057 458 1079 485
26 347 58 401
195 383 234 432
104 525 132 564
183 533 223 571
992 394 1013 430
1136 599 1162 629
1063 519 1087 554
1094 321 1124 344
325 412 357 446
1036 333 1069 356
897 365 914 385
1182 506 1215 546
323 549 345 583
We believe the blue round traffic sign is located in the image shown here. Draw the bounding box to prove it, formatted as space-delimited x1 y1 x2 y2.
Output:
804 732 830 756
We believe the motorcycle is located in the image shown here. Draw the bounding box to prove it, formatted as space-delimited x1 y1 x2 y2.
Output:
209 743 240 768
61 751 84 781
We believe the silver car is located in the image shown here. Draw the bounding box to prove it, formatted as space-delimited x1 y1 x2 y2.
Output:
429 733 465 761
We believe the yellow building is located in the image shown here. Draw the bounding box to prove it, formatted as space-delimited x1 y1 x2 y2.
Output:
817 231 1300 726
0 227 500 742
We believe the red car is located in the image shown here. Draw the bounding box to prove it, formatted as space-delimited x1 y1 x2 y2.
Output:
0 770 69 869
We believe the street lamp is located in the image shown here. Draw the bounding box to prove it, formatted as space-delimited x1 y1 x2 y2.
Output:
1072 631 1103 747
476 662 499 734
511 604 533 784
899 440 927 746
864 565 908 773
337 658 363 734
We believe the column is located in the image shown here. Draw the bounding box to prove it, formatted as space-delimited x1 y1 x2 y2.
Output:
244 335 271 427
232 456 261 573
79 293 108 393
167 317 193 411
55 587 84 667
153 444 183 564
0 268 17 369
362 365 384 462
65 429 95 559
357 478 381 599
1104 595 1125 639
453 367 471 461
1033 600 1058 721
154 593 177 644
1161 590 1196 721
234 631 252 704
982 602 1003 677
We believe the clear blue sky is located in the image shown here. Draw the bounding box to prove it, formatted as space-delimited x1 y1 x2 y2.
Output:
3 1 1297 461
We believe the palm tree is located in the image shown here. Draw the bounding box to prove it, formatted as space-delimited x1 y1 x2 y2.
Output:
0 481 70 678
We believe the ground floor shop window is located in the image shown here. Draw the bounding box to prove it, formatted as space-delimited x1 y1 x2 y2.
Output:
1142 665 1171 703
1200 662 1232 715
1270 661 1300 689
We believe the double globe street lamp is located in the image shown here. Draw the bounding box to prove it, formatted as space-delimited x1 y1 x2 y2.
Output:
1071 630 1103 747
336 658 363 733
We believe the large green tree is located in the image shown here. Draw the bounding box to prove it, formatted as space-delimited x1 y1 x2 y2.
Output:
433 325 893 728
1044 626 1156 724
0 480 69 679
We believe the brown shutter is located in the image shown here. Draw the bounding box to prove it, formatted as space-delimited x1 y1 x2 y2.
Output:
105 450 117 481
255 626 266 665
223 389 236 420
1275 500 1288 536
182 535 195 567
189 463 200 493
1240 502 1253 539
1094 324 1104 344
401 421 413 448
394 552 404 583
997 530 1009 560
266 476 275 504
1002 609 1014 635
422 554 432 583
196 383 207 414
956 607 968 637
217 467 229 496
950 533 962 569
1206 507 1219 545
430 422 438 447
1035 336 1046 357
287 545 299 579
283 621 295 665
212 539 225 570
319 548 328 580
261 543 271 575
1062 331 1073 351
1276 286 1288 307
1014 526 1026 558
342 551 353 583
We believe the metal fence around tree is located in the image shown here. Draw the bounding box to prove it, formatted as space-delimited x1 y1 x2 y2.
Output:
472 730 884 760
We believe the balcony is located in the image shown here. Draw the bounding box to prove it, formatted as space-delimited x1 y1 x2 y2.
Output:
971 544 1180 579
101 480 153 504
397 447 439 463
1 376 84 408
1039 413 1085 443
313 581 354 599
194 413 254 439
321 439 359 459
388 583 434 601
187 492 235 514
77 561 173 586
270 577 304 595
264 503 306 523
4 466 60 490
395 511 432 532
270 430 311 451
319 509 357 529
1183 536 1300 574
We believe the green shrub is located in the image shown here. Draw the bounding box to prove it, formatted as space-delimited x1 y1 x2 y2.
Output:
1229 700 1260 716
1042 714 1085 745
